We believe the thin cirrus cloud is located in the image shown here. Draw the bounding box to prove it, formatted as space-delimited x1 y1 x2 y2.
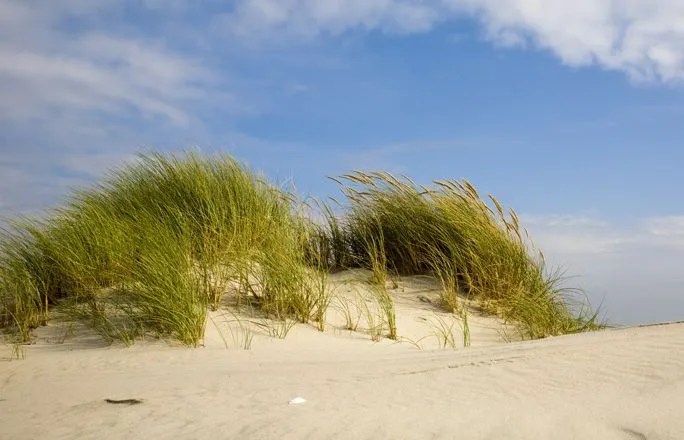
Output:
642 216 684 249
520 214 625 256
523 213 684 257
0 36 210 126
0 0 219 215
220 0 446 36
521 213 684 324
224 0 684 83
0 0 214 128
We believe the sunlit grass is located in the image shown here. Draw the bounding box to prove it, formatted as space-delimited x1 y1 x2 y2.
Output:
0 152 600 348
0 152 313 346
327 171 600 339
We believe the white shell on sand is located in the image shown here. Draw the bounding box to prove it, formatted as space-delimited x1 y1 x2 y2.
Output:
288 397 306 405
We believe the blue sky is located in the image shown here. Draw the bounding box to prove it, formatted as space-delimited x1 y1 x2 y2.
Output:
1 0 683 324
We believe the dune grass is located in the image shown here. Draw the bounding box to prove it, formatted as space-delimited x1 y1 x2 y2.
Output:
0 152 316 346
0 152 599 347
327 171 599 339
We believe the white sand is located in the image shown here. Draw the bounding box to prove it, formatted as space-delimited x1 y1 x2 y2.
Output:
1 272 683 439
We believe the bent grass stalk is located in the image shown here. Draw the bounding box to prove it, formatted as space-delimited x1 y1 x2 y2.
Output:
251 317 297 339
365 232 397 340
423 312 469 349
309 268 333 332
461 307 471 347
334 289 363 332
361 297 385 342
424 314 457 349
225 320 255 350
11 341 25 360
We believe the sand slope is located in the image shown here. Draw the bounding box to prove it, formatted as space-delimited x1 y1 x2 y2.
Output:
1 322 682 439
1 273 682 439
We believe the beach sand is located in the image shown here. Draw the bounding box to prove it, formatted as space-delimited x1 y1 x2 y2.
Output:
1 271 682 439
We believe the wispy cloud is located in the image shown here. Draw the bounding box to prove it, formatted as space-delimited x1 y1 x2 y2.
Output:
223 0 684 83
522 214 625 255
638 216 684 253
523 213 684 324
524 213 684 255
220 0 444 39
0 3 213 126
643 215 684 237
0 0 225 215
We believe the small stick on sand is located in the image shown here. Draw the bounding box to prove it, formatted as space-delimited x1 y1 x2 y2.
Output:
104 399 143 405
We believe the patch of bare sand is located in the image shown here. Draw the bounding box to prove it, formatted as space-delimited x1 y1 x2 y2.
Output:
1 271 682 439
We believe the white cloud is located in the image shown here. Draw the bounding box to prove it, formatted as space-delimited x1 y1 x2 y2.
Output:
0 0 224 216
455 0 684 83
224 0 684 83
0 6 212 125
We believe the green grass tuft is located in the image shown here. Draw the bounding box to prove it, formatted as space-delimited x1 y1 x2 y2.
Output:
0 152 314 346
325 172 599 339
0 153 600 347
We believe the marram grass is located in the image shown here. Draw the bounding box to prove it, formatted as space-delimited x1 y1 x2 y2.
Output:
1 152 315 346
326 171 600 339
1 152 599 347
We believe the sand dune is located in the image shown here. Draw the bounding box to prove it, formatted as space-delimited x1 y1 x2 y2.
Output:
1 274 682 439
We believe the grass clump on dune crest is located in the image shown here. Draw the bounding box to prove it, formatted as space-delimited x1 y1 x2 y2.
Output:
327 171 599 339
0 152 314 346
